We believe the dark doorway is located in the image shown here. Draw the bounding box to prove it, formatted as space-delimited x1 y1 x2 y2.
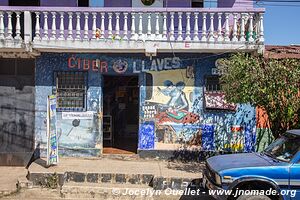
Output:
103 75 139 154
0 58 35 166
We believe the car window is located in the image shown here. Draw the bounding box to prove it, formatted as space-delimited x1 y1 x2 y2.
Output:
264 135 300 163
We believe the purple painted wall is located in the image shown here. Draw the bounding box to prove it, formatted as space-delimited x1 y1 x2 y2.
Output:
0 0 8 6
40 0 77 7
165 0 190 7
218 0 253 8
104 0 131 7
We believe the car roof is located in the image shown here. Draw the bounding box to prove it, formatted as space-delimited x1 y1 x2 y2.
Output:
286 129 300 136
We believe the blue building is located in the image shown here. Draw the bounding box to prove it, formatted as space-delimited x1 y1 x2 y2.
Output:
0 0 264 163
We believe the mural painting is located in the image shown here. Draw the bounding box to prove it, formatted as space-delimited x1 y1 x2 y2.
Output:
35 53 257 157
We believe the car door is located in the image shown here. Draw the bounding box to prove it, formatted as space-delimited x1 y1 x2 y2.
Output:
290 156 300 200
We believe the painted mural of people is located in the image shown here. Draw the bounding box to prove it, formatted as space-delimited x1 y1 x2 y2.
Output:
158 80 188 112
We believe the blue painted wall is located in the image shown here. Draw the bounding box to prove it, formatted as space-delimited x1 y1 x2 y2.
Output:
90 0 104 7
35 52 256 156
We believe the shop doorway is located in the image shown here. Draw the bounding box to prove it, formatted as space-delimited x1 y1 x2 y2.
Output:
103 75 139 154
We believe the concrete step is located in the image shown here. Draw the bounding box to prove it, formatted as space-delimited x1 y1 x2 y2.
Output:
61 182 156 199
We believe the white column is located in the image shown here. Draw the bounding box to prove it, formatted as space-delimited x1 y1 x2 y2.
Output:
155 12 160 40
232 13 238 42
177 12 183 41
83 12 89 40
108 12 113 39
162 12 167 40
123 12 128 40
50 12 57 40
224 13 230 42
240 13 246 42
115 12 120 39
201 12 207 42
42 12 49 40
6 12 13 40
147 12 152 39
185 12 191 41
0 11 4 40
91 12 97 40
100 12 105 39
58 12 65 40
34 12 41 41
193 12 199 41
75 12 81 40
138 12 143 40
131 12 137 40
217 13 223 42
248 13 254 42
258 13 264 43
14 12 21 40
169 12 175 41
208 13 215 42
67 12 73 40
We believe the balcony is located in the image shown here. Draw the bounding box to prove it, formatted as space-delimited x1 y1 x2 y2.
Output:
0 6 265 56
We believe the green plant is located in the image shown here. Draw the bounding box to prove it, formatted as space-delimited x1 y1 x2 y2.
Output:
43 172 59 189
219 53 300 138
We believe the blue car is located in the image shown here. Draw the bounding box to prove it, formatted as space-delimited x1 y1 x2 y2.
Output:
203 129 300 200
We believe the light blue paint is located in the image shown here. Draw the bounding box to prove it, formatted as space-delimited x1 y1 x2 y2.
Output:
90 0 104 7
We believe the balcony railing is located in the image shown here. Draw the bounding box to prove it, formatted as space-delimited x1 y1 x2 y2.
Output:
0 6 265 54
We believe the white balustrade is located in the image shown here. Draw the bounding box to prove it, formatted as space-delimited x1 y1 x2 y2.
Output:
42 12 49 40
0 9 265 48
51 12 57 40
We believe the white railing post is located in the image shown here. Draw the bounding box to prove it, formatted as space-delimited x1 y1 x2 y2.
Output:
162 12 167 40
169 12 175 41
0 11 4 40
84 12 89 40
75 12 81 40
147 12 152 40
131 12 137 40
14 12 21 41
100 12 105 39
108 12 113 39
138 12 143 40
177 12 183 41
248 13 254 42
155 12 160 40
185 12 191 41
193 12 199 41
208 13 215 42
58 12 65 40
232 13 238 42
217 12 223 42
240 13 246 42
115 12 120 40
224 13 230 42
201 12 207 42
34 12 41 41
50 12 57 40
24 11 32 44
42 12 49 40
6 12 13 40
67 12 73 40
258 13 264 43
123 12 128 40
91 12 97 40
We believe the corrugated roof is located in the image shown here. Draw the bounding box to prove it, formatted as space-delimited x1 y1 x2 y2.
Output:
264 45 300 59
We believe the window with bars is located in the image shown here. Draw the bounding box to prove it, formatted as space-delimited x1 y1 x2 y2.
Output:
205 75 222 92
55 71 87 111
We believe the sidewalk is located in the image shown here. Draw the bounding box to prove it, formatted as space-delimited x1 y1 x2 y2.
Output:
0 167 27 197
28 157 204 179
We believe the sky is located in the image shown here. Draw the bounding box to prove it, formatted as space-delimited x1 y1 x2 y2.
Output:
261 3 300 45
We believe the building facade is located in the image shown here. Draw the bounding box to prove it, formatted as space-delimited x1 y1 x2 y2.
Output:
0 0 265 162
